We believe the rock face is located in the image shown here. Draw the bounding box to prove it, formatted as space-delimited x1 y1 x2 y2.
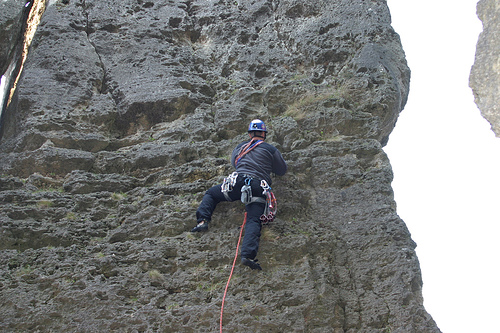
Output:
0 0 440 332
0 0 30 117
0 0 27 74
470 0 500 137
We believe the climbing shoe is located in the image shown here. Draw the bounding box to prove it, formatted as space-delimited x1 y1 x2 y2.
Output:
241 257 262 270
190 221 209 232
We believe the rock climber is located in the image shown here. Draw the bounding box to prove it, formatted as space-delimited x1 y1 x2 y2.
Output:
191 119 287 270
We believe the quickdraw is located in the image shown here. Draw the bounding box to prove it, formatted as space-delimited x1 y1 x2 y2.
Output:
260 180 277 224
221 172 238 201
240 178 252 204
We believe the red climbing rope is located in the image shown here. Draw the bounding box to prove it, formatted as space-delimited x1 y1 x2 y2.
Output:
219 212 247 332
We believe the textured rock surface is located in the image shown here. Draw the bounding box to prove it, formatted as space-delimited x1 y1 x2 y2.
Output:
470 0 500 137
0 0 30 120
0 0 440 332
0 0 27 74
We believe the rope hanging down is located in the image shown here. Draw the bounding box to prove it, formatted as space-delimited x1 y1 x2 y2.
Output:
219 212 247 332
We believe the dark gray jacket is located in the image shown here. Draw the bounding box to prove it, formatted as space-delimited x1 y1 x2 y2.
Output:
231 140 287 185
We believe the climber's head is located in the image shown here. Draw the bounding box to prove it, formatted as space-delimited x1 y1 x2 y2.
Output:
248 119 267 140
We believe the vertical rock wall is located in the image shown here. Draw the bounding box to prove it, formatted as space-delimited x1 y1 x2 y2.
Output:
470 0 500 137
0 0 440 332
0 0 28 74
0 0 31 124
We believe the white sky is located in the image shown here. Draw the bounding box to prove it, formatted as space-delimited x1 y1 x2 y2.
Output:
385 0 500 332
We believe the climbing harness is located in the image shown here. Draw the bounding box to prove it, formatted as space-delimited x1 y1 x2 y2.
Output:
221 172 265 204
220 212 247 333
234 138 264 166
221 173 277 222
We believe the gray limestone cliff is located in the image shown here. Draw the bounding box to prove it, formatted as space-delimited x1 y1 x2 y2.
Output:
0 0 28 74
470 0 500 137
0 0 30 116
0 0 440 332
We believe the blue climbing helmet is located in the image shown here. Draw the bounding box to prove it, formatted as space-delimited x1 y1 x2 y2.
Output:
248 119 267 133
